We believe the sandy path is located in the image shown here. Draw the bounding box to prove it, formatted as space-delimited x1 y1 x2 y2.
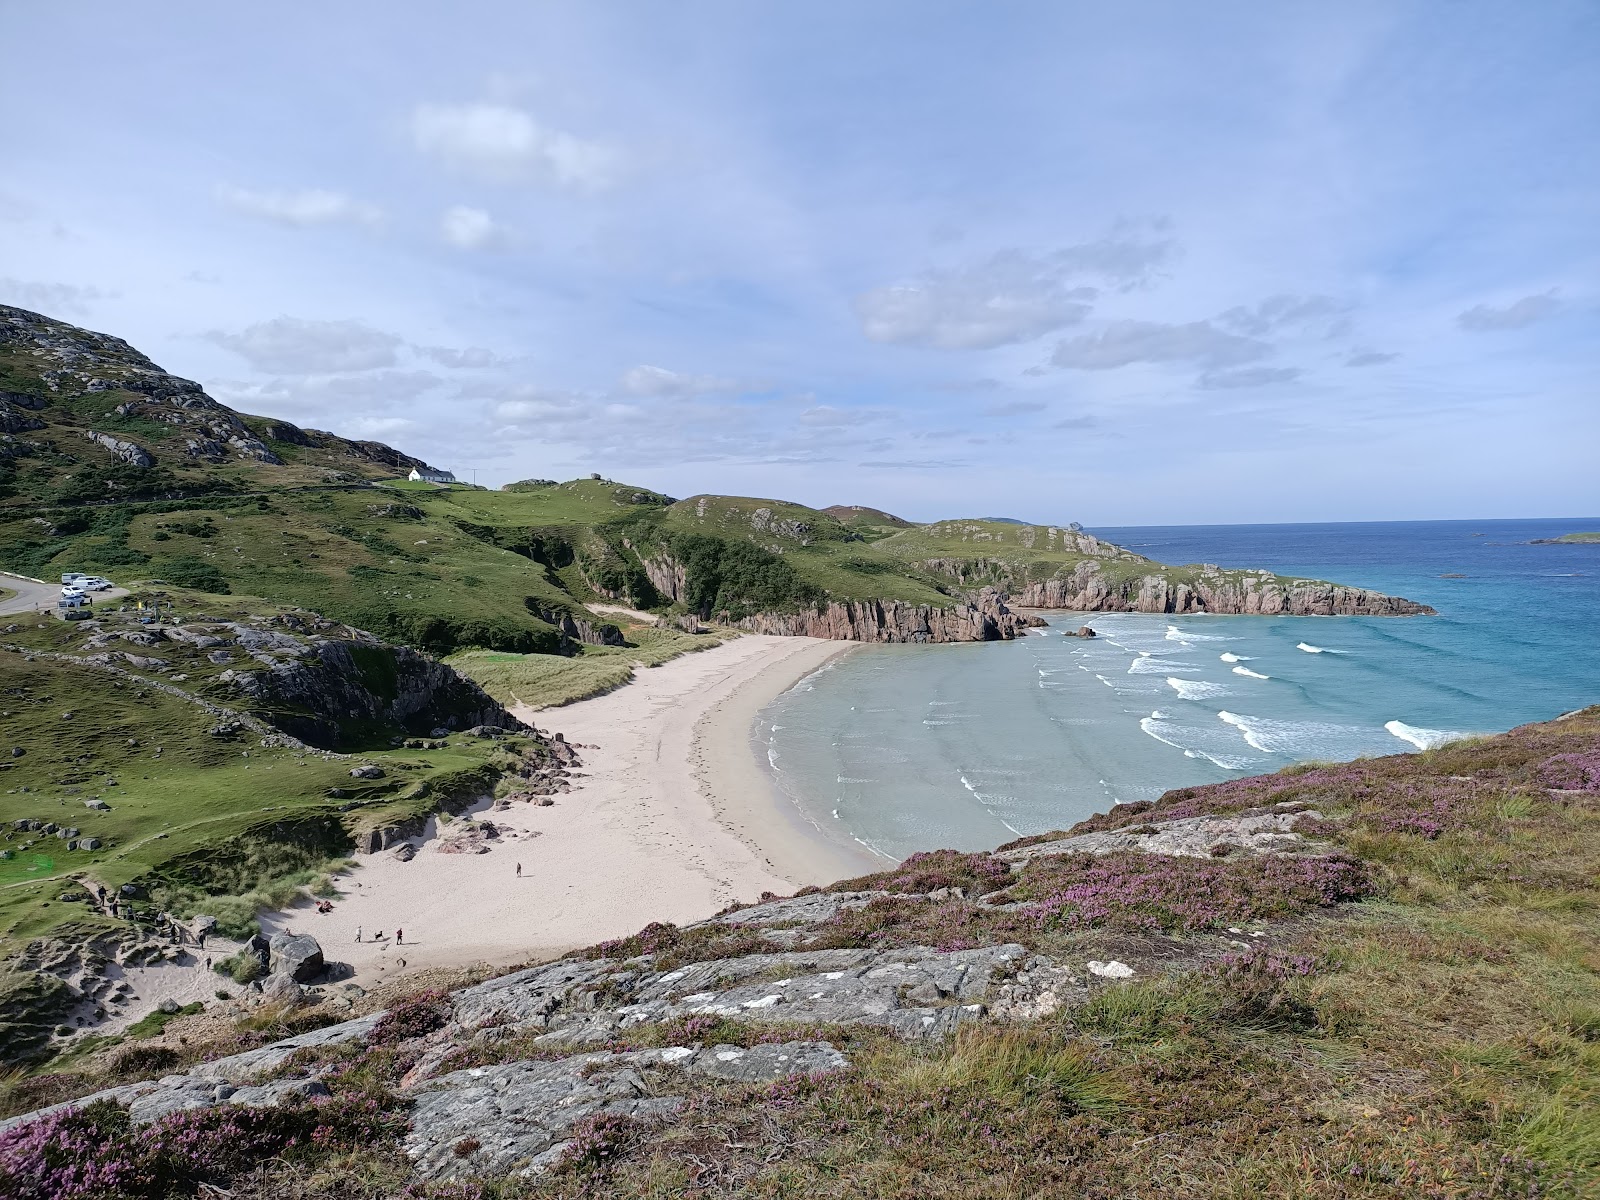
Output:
276 635 881 988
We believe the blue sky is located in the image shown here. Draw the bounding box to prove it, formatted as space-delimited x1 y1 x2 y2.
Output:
2 1 1595 523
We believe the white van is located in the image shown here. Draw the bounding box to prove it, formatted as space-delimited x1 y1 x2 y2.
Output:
61 572 88 585
80 576 112 591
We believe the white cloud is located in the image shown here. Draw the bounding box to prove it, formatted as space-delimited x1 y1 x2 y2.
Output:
1456 290 1561 331
1216 294 1348 337
0 278 111 316
216 185 382 227
412 102 617 188
856 252 1095 350
984 399 1048 416
208 370 444 415
1198 366 1303 389
440 205 510 251
1051 319 1269 370
619 364 738 398
419 345 504 368
205 317 402 374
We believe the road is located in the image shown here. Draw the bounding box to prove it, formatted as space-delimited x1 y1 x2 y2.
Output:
0 571 130 616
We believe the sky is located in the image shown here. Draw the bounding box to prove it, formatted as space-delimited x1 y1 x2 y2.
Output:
2 1 1596 524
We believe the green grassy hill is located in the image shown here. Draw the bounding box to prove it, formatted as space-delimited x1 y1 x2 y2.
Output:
1 305 1431 662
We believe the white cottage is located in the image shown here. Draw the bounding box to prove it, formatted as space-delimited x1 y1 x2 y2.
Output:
407 467 457 484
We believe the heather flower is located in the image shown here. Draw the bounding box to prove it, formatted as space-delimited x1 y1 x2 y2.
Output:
1537 750 1600 791
370 988 454 1046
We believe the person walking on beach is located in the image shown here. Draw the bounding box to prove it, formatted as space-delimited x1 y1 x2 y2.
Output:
355 925 362 943
395 928 403 945
515 862 521 878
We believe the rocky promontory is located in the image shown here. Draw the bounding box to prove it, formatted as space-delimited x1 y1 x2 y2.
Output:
728 587 1041 643
1008 560 1433 615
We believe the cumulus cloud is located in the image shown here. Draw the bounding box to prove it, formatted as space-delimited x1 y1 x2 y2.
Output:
855 251 1095 350
1345 350 1398 367
412 102 617 188
1050 319 1269 370
216 185 382 227
983 399 1047 416
855 226 1177 351
619 364 738 398
1198 366 1303 389
1216 293 1348 337
0 277 110 316
208 370 444 415
419 345 504 368
440 205 510 251
797 405 873 427
205 317 402 374
1456 290 1560 331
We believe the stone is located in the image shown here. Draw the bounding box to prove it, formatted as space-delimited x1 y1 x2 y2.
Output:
85 798 110 811
267 933 325 983
995 810 1324 864
1087 960 1135 979
349 765 385 779
78 837 102 850
260 973 305 1008
158 998 181 1015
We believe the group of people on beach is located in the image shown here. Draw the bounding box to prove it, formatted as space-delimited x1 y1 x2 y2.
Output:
353 926 402 945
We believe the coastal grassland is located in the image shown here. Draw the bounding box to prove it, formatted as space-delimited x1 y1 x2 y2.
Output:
0 648 514 946
1539 532 1600 545
447 622 725 709
0 488 585 654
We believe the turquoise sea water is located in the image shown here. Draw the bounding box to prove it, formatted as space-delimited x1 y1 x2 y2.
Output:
759 518 1600 862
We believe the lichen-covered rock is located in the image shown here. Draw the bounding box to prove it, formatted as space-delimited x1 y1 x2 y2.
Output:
405 1041 847 1181
267 933 324 982
995 810 1324 864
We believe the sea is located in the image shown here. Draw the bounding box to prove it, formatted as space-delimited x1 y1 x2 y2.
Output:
758 517 1600 862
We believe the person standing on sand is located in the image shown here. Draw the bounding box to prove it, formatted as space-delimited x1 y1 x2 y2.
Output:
396 928 403 945
515 862 521 877
355 925 362 943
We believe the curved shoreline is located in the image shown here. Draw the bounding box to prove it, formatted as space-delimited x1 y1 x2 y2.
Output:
276 635 879 988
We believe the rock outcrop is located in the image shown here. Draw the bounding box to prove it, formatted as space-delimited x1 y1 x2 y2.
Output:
227 639 527 748
729 587 1041 643
1008 561 1433 616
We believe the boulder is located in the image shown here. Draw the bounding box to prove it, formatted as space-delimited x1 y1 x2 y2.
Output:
349 765 385 780
260 973 306 1008
267 933 325 983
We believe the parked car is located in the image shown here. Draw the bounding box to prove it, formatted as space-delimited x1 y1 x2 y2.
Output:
58 594 90 609
61 572 88 585
80 576 113 591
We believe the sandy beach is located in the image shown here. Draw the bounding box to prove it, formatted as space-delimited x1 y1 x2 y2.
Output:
270 635 882 987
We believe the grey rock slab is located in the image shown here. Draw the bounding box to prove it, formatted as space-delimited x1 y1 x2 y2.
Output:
268 932 325 982
699 890 887 928
996 811 1324 864
406 1041 845 1181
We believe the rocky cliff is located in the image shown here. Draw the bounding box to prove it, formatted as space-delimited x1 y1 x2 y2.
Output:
227 638 527 748
1004 560 1433 616
729 587 1041 643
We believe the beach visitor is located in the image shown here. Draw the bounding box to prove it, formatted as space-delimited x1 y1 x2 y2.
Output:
515 862 521 877
355 925 362 943
396 928 403 945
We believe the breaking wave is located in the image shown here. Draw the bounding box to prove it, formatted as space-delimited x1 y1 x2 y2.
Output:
1384 720 1469 751
1231 666 1270 680
1166 678 1229 701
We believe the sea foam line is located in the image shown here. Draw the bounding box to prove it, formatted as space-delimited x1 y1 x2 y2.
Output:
1166 677 1229 701
1232 666 1271 680
1384 720 1468 751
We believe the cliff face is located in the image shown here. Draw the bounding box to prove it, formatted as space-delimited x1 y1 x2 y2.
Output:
971 560 1433 617
229 639 527 748
730 588 1041 643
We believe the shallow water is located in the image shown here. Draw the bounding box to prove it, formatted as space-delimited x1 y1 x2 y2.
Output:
759 517 1600 860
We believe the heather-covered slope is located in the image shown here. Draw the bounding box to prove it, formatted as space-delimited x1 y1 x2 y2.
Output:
2 708 1594 1198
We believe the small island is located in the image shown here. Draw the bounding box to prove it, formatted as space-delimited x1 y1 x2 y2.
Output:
1531 531 1600 544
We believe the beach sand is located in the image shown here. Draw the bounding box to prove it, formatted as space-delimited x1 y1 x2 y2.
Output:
273 635 881 987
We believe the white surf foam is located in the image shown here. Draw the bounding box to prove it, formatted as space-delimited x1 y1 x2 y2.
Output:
1296 642 1345 654
1139 713 1255 770
1219 652 1251 663
1166 677 1229 701
1219 710 1372 758
1129 657 1197 675
1231 666 1270 680
1384 720 1468 751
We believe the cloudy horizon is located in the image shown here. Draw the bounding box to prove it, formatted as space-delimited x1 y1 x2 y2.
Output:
2 2 1595 524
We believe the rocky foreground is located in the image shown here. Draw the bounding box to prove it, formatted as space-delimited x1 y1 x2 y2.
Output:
0 709 1595 1199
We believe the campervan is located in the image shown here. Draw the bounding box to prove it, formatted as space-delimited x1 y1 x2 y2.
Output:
61 572 88 586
